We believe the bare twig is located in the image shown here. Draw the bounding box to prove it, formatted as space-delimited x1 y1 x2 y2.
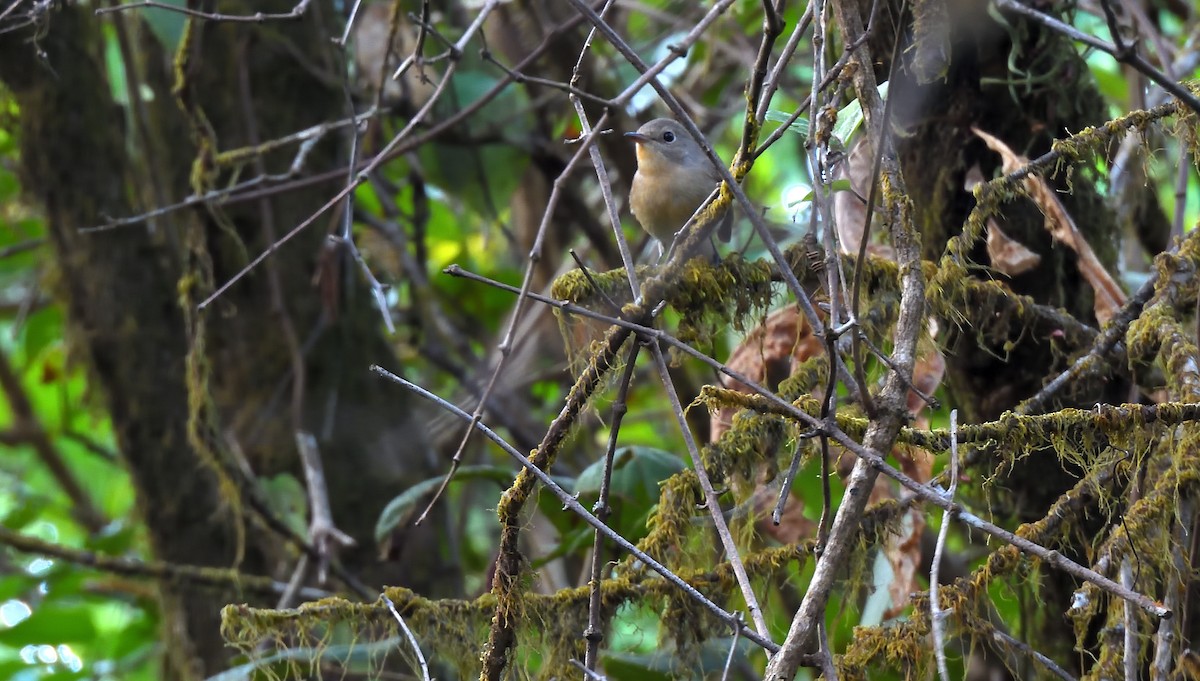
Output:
0 524 331 599
988 627 1079 681
295 432 355 584
818 622 838 681
1151 497 1192 681
570 658 608 681
931 409 959 681
384 593 431 681
81 109 378 233
96 0 311 22
583 342 641 671
649 342 773 641
721 616 744 681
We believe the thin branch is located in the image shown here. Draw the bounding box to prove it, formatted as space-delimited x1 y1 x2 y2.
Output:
295 432 355 584
383 593 431 681
81 109 378 233
931 409 960 681
649 342 773 642
988 627 1079 681
95 0 311 23
370 365 780 653
1151 497 1191 681
721 616 744 681
0 524 331 600
584 343 640 670
817 622 838 681
0 238 43 259
570 658 608 681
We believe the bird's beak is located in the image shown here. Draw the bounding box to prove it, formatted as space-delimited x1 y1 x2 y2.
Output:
624 131 650 144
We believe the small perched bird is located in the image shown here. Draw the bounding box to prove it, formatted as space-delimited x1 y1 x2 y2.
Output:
625 118 729 257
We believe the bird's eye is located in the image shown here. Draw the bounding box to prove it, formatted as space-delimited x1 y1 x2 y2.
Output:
662 131 676 142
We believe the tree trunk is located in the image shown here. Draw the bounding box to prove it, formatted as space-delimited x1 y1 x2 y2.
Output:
0 3 449 676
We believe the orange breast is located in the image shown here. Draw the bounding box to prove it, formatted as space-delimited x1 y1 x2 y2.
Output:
630 160 716 243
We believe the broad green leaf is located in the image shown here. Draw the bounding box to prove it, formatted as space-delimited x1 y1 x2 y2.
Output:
260 474 307 538
0 604 96 645
574 446 686 508
788 178 855 206
141 0 188 53
766 81 891 149
375 465 517 544
764 110 810 140
572 446 685 544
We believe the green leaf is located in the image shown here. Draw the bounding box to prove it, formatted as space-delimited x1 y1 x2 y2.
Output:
766 81 890 148
574 446 685 509
141 0 187 53
375 465 517 544
260 474 307 538
764 110 810 140
788 178 854 206
571 447 685 544
829 81 890 147
0 604 96 645
0 575 33 602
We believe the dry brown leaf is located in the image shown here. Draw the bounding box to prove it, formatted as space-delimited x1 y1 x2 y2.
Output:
972 127 1126 323
834 138 896 260
867 442 935 619
907 340 946 420
710 305 825 442
966 164 1043 276
834 137 871 256
712 305 824 545
986 220 1042 276
712 303 945 553
749 471 816 544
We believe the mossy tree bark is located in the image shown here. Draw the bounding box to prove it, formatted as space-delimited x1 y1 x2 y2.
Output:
855 0 1171 668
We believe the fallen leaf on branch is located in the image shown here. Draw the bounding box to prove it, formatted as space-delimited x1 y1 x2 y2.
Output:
965 165 1042 277
711 303 944 556
972 127 1126 323
710 304 824 443
834 138 895 260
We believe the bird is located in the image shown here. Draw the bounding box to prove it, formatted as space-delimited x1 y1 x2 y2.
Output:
625 118 730 258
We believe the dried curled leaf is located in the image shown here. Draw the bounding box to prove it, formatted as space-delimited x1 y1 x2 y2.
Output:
710 303 945 556
710 305 824 545
965 165 1042 277
834 138 896 260
972 127 1126 323
709 305 824 443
